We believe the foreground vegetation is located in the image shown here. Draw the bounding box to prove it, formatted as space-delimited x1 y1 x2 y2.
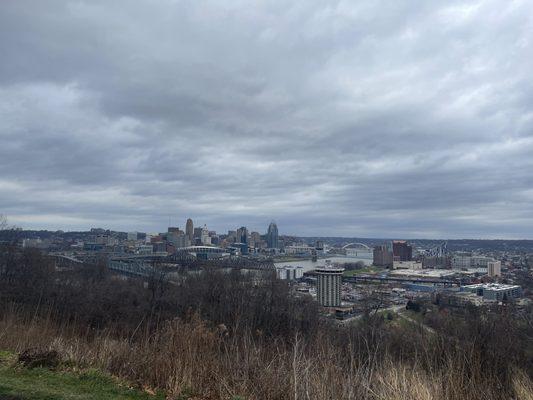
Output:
1 245 532 399
0 351 163 400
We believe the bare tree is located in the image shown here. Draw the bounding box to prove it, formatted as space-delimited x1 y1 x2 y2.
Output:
146 258 169 321
0 215 14 278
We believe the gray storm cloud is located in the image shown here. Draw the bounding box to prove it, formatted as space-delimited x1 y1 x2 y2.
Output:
1 0 532 238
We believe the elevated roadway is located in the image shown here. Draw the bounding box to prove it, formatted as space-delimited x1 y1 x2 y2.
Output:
342 274 461 286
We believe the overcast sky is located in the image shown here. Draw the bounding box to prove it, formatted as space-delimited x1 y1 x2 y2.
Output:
1 1 533 238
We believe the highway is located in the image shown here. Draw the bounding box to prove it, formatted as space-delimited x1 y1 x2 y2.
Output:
342 274 461 286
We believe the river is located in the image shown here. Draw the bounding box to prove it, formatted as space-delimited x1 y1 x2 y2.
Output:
274 256 372 272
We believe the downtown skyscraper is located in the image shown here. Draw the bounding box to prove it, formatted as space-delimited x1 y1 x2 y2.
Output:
186 218 194 242
267 221 279 249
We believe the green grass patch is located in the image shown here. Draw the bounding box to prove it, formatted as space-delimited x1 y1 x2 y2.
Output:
0 351 163 400
343 266 385 276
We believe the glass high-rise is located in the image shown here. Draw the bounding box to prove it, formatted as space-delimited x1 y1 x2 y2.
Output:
267 221 279 249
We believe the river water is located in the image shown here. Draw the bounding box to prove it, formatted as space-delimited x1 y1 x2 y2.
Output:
274 256 372 272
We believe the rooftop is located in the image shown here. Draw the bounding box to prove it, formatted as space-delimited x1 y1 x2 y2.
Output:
390 269 456 278
463 283 520 291
315 266 345 273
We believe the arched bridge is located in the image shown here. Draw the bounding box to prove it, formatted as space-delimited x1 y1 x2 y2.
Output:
342 243 372 250
341 243 373 259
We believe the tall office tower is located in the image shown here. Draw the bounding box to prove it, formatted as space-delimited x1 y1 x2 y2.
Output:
487 260 502 277
201 224 210 245
250 231 261 248
127 231 138 241
315 265 344 307
373 244 393 268
186 218 194 242
237 226 248 244
267 221 279 249
167 231 189 248
226 230 237 243
392 240 413 261
208 231 218 245
193 227 202 239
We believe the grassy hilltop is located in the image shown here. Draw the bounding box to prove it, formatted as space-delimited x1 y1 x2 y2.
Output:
0 245 532 399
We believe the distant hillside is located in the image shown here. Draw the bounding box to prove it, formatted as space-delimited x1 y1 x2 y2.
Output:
302 236 533 252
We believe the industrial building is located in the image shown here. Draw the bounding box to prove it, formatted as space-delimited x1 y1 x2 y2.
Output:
443 292 485 307
452 253 497 270
276 266 304 280
422 256 449 269
461 283 522 302
393 260 423 270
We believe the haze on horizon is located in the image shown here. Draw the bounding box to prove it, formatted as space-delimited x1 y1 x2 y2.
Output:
1 1 533 239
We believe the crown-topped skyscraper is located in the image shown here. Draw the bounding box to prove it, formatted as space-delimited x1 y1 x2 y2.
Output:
267 221 279 249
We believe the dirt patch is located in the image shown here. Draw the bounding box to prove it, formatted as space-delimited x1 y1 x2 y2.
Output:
18 348 60 369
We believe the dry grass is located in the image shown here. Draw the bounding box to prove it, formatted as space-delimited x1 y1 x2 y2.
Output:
514 369 533 400
0 305 531 400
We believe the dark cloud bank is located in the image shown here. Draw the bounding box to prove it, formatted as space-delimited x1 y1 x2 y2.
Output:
1 1 533 238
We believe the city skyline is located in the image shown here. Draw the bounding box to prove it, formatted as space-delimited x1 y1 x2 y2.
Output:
5 214 533 243
2 1 533 239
